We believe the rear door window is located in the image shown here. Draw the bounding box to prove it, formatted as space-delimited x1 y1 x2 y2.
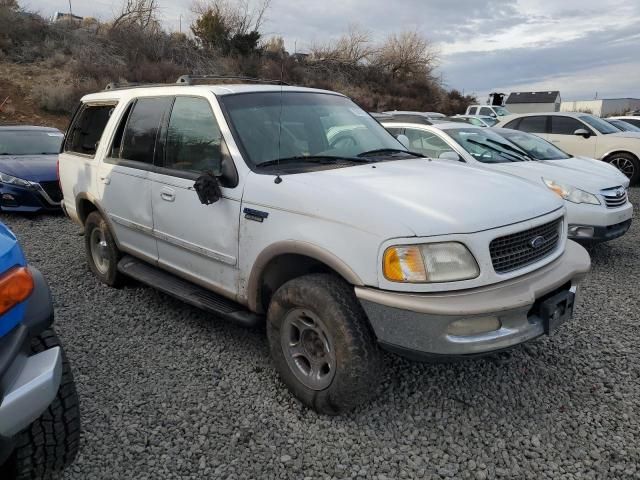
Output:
468 107 478 114
118 97 173 166
64 104 116 156
518 116 547 134
479 107 494 116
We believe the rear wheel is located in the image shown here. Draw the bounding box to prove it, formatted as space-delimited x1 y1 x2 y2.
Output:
605 152 640 184
266 274 382 415
84 211 123 286
0 329 80 480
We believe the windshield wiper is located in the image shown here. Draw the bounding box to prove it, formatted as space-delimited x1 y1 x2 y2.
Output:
485 139 532 160
256 155 372 169
466 139 528 162
357 148 425 158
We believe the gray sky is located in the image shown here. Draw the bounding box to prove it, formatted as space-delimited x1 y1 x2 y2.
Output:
23 0 640 101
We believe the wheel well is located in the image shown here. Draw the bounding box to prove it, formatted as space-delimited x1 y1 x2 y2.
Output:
76 198 98 224
603 150 639 162
258 254 341 313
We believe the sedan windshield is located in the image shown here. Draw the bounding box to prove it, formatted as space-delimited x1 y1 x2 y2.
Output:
219 92 410 168
498 130 571 160
494 107 511 117
579 115 620 134
608 119 640 132
0 130 64 155
445 128 530 163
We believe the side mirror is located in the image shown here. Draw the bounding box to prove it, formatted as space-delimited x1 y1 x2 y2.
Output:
439 151 462 162
490 113 497 118
396 134 410 149
574 128 591 139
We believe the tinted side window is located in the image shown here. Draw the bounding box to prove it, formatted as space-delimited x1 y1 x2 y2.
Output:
551 116 585 135
625 119 640 128
164 97 227 174
121 98 172 164
479 107 493 116
468 107 477 114
64 104 116 156
503 118 521 129
518 116 547 134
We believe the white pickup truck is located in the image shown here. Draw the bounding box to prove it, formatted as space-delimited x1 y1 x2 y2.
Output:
58 78 591 414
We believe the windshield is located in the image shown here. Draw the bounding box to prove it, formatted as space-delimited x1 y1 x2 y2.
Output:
609 119 640 132
495 107 511 117
219 92 407 168
0 130 63 155
579 115 620 134
499 130 571 160
445 128 531 163
483 116 499 126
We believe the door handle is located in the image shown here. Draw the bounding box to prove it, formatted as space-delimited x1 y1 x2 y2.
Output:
160 187 175 202
99 175 110 185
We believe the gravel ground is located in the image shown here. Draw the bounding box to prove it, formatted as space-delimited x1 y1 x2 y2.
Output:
2 189 640 480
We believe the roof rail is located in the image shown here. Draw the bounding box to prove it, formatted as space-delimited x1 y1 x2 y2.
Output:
176 75 289 86
104 82 175 91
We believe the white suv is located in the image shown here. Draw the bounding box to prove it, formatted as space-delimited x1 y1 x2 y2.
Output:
58 79 591 414
497 112 640 183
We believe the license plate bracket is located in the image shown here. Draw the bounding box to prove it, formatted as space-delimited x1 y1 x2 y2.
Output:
540 290 575 335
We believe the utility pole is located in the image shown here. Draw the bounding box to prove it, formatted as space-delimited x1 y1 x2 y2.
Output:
179 14 182 33
68 0 72 17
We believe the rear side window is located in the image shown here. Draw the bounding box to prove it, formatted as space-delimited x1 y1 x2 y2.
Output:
518 116 547 134
479 107 494 116
120 97 173 165
468 107 477 114
64 104 116 156
551 116 585 135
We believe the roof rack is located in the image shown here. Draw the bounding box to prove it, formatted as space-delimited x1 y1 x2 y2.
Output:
104 75 290 91
176 75 289 86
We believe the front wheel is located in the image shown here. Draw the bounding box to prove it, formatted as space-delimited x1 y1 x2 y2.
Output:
1 329 81 480
266 274 382 415
606 152 640 184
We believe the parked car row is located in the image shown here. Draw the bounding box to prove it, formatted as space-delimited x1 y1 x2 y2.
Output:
2 79 632 423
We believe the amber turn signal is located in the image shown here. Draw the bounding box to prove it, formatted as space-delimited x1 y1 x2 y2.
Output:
0 267 34 315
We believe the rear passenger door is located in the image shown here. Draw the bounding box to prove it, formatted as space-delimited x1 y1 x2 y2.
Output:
98 97 173 263
547 116 597 158
149 96 241 296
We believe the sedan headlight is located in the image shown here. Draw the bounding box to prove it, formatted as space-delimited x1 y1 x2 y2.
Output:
542 178 600 205
383 242 480 283
0 172 31 188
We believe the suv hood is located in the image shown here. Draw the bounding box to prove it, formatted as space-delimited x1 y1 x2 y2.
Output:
245 159 563 237
490 157 629 192
0 155 58 182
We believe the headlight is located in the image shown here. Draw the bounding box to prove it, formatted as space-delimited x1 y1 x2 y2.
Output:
383 242 480 283
542 178 600 205
0 172 31 187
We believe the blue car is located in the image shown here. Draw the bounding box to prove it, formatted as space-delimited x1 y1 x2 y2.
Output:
0 222 79 479
0 126 64 213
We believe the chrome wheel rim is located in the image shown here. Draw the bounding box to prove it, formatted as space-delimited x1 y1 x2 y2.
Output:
90 227 110 274
281 308 336 391
609 157 636 179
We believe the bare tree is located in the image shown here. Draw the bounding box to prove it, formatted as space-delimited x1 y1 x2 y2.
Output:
310 25 373 66
372 30 438 78
111 0 159 31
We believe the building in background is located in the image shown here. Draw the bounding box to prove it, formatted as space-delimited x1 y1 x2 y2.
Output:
51 12 83 23
560 98 640 117
505 91 561 113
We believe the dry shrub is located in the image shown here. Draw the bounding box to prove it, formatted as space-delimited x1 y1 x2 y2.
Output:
32 80 100 114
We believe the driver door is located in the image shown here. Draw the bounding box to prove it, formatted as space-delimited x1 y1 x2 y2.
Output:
547 116 597 158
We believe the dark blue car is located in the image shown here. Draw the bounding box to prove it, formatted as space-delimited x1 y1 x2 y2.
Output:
0 222 79 478
0 126 64 213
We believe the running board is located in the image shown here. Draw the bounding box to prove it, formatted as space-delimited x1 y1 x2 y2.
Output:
117 256 262 328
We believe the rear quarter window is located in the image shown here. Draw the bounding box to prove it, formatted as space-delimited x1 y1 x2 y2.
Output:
64 103 117 157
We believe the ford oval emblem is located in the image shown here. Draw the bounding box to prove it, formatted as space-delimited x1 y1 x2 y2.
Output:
529 235 545 249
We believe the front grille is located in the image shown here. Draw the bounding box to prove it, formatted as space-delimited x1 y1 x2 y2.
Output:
490 219 562 274
38 181 63 203
601 187 628 208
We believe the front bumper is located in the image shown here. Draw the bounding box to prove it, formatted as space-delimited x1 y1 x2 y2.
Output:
0 183 61 213
566 201 633 242
356 240 591 358
0 267 57 462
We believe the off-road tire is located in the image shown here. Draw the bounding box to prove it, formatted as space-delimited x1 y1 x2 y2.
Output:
266 274 382 415
1 329 80 480
605 152 640 185
84 211 123 287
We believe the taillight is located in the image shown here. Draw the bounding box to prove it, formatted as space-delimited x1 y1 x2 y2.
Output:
0 267 34 315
